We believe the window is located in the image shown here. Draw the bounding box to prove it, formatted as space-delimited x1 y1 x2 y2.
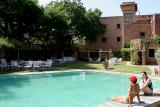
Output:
117 37 121 42
117 24 120 29
140 32 145 39
101 37 106 42
149 49 155 57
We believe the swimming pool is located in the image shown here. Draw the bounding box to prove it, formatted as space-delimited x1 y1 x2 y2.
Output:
0 71 159 107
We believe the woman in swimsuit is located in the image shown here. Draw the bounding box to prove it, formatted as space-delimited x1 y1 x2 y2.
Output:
112 76 141 107
140 71 153 95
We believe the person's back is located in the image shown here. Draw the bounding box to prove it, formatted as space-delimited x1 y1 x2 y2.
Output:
112 76 141 107
128 83 140 104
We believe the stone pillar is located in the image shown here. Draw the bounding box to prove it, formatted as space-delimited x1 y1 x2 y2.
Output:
108 49 112 59
87 52 90 58
99 49 102 58
142 48 146 65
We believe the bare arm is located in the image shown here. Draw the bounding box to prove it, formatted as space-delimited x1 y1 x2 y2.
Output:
140 79 151 90
137 84 141 103
128 85 132 105
137 94 140 103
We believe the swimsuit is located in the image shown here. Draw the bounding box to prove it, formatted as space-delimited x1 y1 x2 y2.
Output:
129 83 140 97
142 80 153 95
148 83 153 91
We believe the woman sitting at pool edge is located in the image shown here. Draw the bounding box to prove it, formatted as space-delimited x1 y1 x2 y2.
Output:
140 71 153 95
112 76 141 107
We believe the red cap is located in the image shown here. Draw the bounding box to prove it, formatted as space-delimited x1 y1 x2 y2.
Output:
129 76 137 83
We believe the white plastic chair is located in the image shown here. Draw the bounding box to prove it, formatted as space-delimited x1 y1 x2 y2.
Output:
41 60 52 70
89 58 93 62
97 58 101 62
24 61 33 70
108 58 117 65
33 61 42 70
118 58 122 62
0 59 12 70
11 61 22 70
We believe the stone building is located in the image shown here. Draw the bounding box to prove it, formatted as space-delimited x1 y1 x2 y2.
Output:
79 2 160 65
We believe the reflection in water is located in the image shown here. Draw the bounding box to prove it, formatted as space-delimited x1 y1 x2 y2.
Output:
72 72 86 80
80 72 85 80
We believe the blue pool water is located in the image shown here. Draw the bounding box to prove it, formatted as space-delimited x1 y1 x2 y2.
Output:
0 71 159 107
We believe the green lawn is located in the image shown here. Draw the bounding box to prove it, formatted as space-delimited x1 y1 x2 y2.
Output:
52 61 104 70
0 61 151 75
108 61 151 74
53 61 151 74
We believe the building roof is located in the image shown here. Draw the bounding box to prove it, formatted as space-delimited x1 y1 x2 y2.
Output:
120 1 137 12
134 19 151 24
122 1 136 5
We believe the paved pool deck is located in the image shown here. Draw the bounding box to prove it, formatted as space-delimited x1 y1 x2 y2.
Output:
97 88 160 107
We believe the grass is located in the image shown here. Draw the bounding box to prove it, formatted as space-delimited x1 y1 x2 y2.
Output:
53 61 151 74
52 61 104 70
0 61 151 75
108 61 151 74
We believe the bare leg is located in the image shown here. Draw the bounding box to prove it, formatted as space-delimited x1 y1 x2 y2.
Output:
142 87 153 95
112 96 128 103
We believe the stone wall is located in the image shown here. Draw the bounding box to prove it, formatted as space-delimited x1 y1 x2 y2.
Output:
83 16 123 51
146 40 158 65
123 23 152 44
152 14 160 35
79 2 160 65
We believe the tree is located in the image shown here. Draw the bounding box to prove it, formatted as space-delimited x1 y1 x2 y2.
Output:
44 0 106 44
0 0 106 58
152 34 160 42
33 0 106 57
51 0 86 41
83 8 106 42
0 0 43 41
33 2 69 45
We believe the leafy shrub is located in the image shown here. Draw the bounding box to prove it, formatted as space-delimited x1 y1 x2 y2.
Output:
152 35 160 42
131 51 141 65
130 39 148 65
124 43 130 48
5 48 56 61
0 36 22 49
0 36 14 48
130 39 142 51
100 53 108 61
121 48 130 61
155 48 160 64
112 51 121 58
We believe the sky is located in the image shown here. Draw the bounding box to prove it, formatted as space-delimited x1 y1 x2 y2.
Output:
38 0 160 17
